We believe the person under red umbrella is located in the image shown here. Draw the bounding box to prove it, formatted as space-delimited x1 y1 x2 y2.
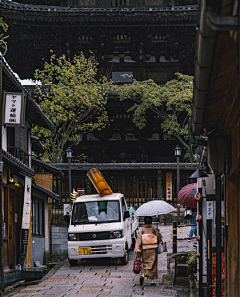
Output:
178 183 197 208
188 208 197 239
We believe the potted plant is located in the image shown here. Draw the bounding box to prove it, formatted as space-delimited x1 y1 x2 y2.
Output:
187 250 197 273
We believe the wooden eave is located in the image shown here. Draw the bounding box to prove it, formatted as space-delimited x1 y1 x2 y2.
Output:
191 0 239 136
205 31 239 134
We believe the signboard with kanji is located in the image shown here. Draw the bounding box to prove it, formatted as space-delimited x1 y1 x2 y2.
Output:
20 176 32 264
3 92 25 126
166 172 172 201
206 201 214 220
157 171 163 200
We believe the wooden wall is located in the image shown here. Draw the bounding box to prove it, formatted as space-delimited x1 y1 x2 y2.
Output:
225 110 240 296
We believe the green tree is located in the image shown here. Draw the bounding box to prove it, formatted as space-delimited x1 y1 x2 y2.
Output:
113 73 195 160
32 52 111 163
0 17 8 53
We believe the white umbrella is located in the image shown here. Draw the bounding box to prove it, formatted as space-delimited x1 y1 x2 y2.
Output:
135 200 176 216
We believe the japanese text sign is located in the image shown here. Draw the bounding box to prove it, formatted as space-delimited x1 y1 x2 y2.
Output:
166 172 172 201
3 92 25 126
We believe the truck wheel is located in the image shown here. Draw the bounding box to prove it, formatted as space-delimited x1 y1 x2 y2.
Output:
69 260 78 266
120 250 129 265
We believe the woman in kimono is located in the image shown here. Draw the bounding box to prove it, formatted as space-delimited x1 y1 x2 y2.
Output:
134 216 162 285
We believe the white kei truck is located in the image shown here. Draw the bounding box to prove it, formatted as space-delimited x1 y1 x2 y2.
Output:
65 169 139 266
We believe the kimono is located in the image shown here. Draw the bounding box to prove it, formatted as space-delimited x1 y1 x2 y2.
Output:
134 224 162 279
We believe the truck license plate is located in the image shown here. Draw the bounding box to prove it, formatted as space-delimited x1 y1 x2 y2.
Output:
78 247 92 254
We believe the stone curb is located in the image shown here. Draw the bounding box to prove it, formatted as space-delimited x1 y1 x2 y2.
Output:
38 259 68 282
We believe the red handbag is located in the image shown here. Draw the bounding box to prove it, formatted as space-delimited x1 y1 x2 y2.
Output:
133 253 141 274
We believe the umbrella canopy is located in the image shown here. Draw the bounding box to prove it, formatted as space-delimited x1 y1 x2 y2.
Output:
135 200 176 217
178 183 197 208
128 206 136 214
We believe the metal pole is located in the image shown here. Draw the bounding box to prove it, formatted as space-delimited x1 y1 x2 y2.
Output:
68 157 72 199
177 155 180 224
173 221 177 253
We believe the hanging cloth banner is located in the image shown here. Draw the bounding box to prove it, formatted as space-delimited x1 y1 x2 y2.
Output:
20 176 32 265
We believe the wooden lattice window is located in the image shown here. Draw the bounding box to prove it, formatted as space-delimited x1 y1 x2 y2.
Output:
111 0 130 6
32 197 44 236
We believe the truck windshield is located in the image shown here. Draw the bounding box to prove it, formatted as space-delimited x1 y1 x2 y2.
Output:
71 200 120 224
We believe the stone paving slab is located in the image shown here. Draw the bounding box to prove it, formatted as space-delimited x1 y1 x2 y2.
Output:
4 225 196 297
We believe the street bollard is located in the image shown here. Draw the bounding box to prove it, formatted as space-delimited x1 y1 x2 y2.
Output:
173 221 177 254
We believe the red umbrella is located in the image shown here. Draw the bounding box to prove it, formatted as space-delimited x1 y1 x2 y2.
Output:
178 183 197 208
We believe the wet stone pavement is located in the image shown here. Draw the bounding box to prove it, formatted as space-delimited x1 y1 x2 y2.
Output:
4 225 196 297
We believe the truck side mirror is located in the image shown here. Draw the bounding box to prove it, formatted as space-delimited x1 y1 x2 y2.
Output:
64 215 70 224
124 210 130 220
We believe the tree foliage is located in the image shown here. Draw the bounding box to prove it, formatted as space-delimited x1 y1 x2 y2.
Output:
113 73 194 159
32 52 111 163
0 17 8 52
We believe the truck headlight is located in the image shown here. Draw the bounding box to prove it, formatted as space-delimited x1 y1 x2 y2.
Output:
68 233 77 241
110 230 123 239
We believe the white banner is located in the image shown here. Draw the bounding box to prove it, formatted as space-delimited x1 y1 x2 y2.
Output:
22 176 32 229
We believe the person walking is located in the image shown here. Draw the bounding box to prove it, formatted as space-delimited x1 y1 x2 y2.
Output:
134 216 162 286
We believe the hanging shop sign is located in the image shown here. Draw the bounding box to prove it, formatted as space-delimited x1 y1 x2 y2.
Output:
166 172 172 201
157 171 163 200
20 176 32 265
3 91 26 126
206 201 214 220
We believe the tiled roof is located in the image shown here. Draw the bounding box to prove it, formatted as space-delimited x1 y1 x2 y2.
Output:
32 183 59 200
0 1 198 13
32 158 64 176
2 150 34 177
52 162 199 171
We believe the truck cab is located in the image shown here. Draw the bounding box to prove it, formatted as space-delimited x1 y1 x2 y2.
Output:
67 193 138 266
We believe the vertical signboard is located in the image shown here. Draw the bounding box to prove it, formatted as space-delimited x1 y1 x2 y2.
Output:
20 176 32 264
157 171 163 200
3 92 25 126
206 201 214 220
166 172 172 201
202 197 207 276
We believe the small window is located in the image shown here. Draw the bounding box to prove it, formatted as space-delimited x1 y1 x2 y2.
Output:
112 0 129 6
32 197 44 236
